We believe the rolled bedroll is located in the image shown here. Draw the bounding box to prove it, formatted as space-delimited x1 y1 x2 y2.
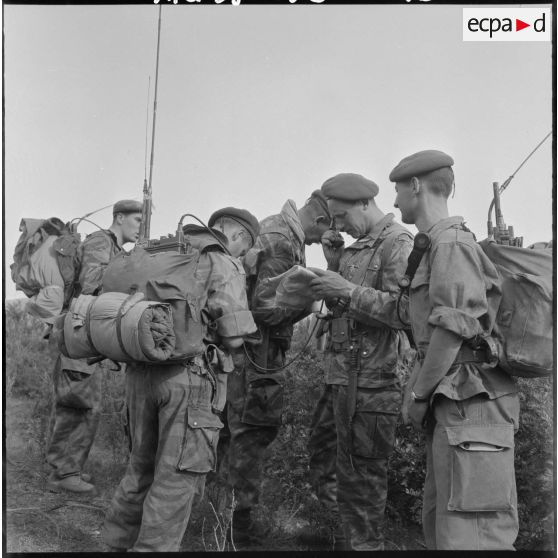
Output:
61 291 176 363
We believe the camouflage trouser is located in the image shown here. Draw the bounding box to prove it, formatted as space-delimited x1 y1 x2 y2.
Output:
46 355 102 478
307 384 338 513
326 383 400 550
101 362 223 552
224 360 284 512
423 392 519 550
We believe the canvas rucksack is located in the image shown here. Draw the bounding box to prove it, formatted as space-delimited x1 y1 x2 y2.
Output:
11 218 82 317
478 239 552 378
101 245 215 361
402 230 553 378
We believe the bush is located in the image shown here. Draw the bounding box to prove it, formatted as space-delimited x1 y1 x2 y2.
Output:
263 321 554 549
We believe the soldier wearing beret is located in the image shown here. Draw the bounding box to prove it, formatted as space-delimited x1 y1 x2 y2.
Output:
306 173 413 550
222 191 331 544
208 207 260 258
101 221 257 552
47 200 143 493
391 150 519 549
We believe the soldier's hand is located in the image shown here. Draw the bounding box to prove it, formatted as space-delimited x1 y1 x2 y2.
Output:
320 230 344 271
408 399 429 432
307 268 354 300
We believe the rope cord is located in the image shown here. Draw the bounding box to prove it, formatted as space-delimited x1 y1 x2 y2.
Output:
242 301 325 372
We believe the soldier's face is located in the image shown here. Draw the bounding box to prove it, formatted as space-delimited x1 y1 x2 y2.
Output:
394 181 417 224
328 199 368 239
120 212 143 243
227 230 252 258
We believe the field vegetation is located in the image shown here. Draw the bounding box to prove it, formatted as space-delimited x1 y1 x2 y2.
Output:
4 302 554 552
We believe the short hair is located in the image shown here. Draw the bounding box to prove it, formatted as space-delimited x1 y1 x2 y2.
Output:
421 167 454 198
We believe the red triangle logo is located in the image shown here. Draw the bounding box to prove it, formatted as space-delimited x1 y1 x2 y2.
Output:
516 19 530 31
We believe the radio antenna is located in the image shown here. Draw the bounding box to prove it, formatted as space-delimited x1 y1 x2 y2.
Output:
139 4 162 243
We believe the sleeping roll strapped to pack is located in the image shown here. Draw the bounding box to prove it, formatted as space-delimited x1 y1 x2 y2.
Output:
59 291 175 363
101 246 210 361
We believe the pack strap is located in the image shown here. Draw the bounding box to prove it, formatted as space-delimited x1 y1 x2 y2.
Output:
115 295 135 362
84 298 100 355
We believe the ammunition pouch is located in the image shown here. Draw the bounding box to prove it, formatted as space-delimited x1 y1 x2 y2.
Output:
330 317 352 352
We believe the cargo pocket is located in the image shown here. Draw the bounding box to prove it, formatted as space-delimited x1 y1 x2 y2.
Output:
55 369 97 409
241 373 284 427
177 407 223 473
446 424 515 512
352 413 398 458
351 389 400 459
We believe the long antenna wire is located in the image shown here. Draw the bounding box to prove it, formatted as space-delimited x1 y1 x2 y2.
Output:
139 5 162 242
488 131 552 225
144 76 151 180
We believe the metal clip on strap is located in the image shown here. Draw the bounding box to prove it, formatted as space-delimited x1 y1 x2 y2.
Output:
398 232 431 289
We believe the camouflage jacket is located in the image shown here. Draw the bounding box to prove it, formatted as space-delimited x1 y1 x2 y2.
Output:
79 230 121 296
61 229 121 373
242 200 307 358
325 214 413 388
187 231 256 341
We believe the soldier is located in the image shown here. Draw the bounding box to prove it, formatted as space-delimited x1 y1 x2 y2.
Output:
307 173 413 550
100 224 257 552
46 200 142 493
390 150 519 550
208 207 260 259
225 191 331 543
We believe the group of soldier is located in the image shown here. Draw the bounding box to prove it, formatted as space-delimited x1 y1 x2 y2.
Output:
44 148 521 552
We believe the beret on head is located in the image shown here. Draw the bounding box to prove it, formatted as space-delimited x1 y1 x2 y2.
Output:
389 150 454 182
307 189 331 218
113 199 143 215
208 207 260 243
321 173 379 201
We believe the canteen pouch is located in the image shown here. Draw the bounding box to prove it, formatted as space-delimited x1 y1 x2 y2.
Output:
446 424 515 512
177 407 223 473
241 370 284 427
330 317 351 352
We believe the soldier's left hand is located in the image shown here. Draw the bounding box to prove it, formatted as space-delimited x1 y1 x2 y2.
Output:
307 268 354 299
408 399 429 432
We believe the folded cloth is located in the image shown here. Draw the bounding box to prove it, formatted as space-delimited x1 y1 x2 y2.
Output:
60 292 176 363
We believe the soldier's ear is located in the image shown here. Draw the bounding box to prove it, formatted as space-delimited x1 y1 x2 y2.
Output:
410 177 421 195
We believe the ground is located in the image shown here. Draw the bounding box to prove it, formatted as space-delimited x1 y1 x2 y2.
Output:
5 393 425 553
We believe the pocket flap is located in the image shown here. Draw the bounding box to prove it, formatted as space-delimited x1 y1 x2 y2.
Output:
356 389 401 415
445 424 514 449
187 407 223 430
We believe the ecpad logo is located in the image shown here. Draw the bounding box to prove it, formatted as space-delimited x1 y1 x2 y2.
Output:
463 8 550 42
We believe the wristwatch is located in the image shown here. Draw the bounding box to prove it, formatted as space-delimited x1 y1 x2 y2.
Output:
411 391 429 403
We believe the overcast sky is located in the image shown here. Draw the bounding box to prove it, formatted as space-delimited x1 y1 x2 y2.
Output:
4 3 553 300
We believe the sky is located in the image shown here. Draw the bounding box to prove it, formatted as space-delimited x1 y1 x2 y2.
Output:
3 3 554 300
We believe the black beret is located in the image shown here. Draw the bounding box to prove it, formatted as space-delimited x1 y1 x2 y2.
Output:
113 199 143 215
307 189 331 218
208 207 260 243
389 150 454 182
321 173 379 201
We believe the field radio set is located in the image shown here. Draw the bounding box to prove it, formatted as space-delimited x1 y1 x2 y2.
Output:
487 181 523 247
142 228 189 254
138 214 230 255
